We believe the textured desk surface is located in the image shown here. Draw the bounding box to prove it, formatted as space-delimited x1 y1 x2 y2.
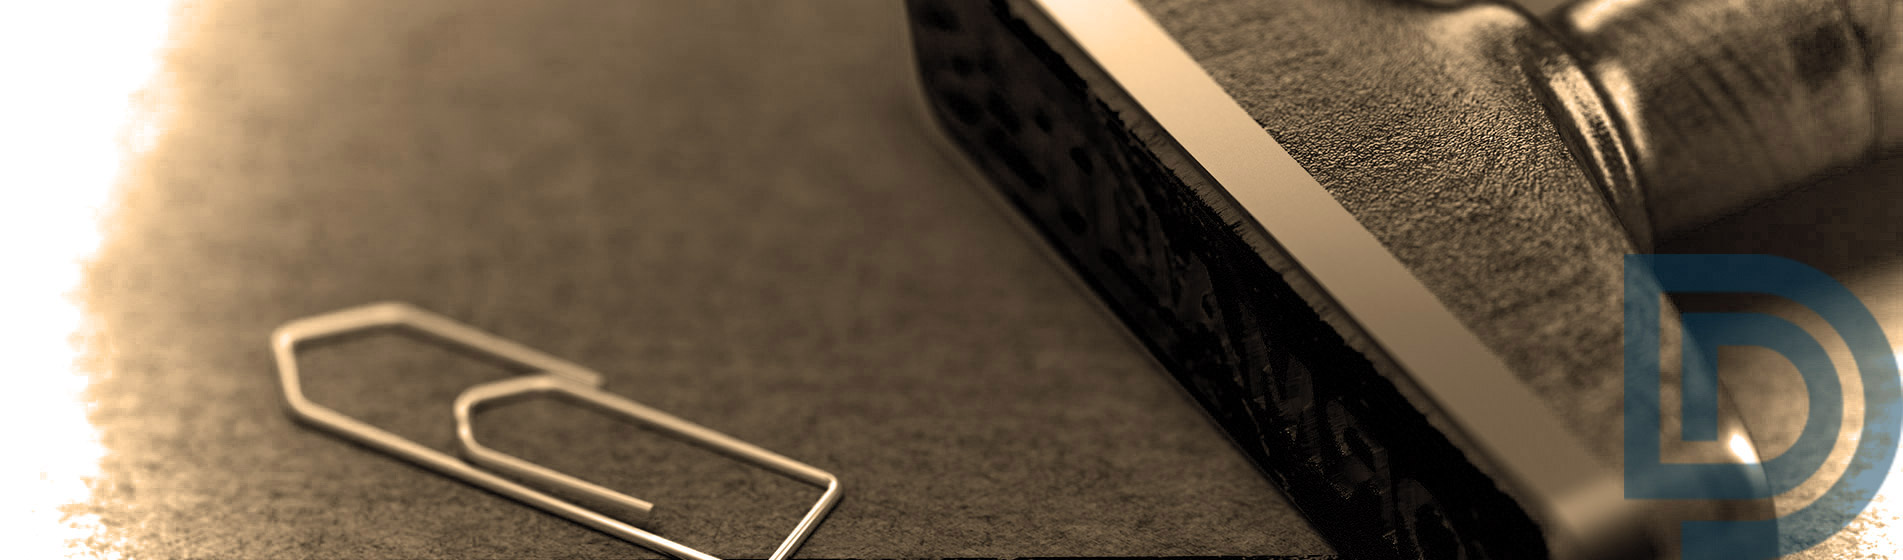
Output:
75 1 1330 558
68 0 1903 558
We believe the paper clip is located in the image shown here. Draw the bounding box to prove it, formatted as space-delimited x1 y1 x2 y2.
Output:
272 302 842 560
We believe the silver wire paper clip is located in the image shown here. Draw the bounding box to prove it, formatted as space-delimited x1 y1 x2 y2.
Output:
271 302 842 560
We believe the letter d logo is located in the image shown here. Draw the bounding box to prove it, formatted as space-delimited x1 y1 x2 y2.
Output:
1624 254 1900 559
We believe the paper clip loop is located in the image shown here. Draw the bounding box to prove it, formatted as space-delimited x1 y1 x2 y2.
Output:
272 302 842 560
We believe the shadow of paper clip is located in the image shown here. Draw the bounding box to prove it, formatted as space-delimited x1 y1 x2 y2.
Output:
271 301 841 560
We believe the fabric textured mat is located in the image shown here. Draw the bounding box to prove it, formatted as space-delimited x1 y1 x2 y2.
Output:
76 1 1331 558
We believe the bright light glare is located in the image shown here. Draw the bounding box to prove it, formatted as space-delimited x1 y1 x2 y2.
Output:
1568 0 1643 32
1727 432 1761 464
0 2 179 558
1850 347 1903 557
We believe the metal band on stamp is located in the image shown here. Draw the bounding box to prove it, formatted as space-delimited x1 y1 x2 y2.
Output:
1026 1 1640 556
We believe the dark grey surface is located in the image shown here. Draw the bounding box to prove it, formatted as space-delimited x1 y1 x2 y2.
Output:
76 1 1330 558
